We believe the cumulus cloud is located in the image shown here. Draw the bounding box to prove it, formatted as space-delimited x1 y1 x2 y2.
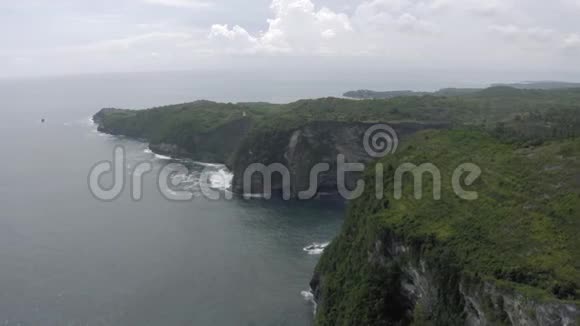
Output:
209 0 356 54
209 0 445 55
52 0 580 64
209 25 258 53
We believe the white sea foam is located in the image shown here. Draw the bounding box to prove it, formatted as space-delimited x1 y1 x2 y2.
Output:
193 161 224 168
85 116 95 126
171 173 199 185
301 290 317 316
144 148 153 154
168 167 232 193
309 248 324 255
65 116 95 128
155 154 172 160
208 168 233 190
301 290 314 301
303 242 330 255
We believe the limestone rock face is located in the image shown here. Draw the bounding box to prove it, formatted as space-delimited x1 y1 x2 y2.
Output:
230 121 447 199
311 230 579 326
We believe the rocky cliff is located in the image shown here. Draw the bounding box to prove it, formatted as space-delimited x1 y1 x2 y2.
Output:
310 130 579 325
93 104 448 199
311 229 579 326
229 121 449 199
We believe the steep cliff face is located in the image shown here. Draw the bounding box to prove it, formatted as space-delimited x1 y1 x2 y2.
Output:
229 121 448 199
311 130 580 325
312 230 579 326
230 121 371 199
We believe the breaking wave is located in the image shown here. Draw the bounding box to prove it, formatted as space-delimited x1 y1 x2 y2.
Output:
208 168 233 190
303 242 330 255
154 154 172 160
301 289 317 316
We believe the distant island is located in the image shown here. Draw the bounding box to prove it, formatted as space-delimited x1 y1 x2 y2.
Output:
343 81 580 99
493 81 580 90
94 86 580 325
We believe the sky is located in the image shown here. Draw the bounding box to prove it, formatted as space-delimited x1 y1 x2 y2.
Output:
1 0 580 78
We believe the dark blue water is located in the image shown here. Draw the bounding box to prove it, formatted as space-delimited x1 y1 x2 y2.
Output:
0 72 350 325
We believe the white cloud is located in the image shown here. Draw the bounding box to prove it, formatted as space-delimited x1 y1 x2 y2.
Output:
490 24 555 43
3 0 580 77
209 25 255 42
353 0 439 35
209 0 445 55
205 0 580 70
44 0 580 65
209 0 356 54
563 34 580 49
209 25 258 53
144 0 213 9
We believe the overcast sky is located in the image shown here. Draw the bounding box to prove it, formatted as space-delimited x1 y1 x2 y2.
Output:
2 0 580 78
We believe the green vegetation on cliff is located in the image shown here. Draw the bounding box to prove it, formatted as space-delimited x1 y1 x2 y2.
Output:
314 130 580 325
95 87 580 162
94 100 272 142
93 101 276 162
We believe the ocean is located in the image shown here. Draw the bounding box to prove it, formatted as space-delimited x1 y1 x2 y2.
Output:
0 71 349 325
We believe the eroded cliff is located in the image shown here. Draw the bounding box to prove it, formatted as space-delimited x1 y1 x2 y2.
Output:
311 130 580 325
